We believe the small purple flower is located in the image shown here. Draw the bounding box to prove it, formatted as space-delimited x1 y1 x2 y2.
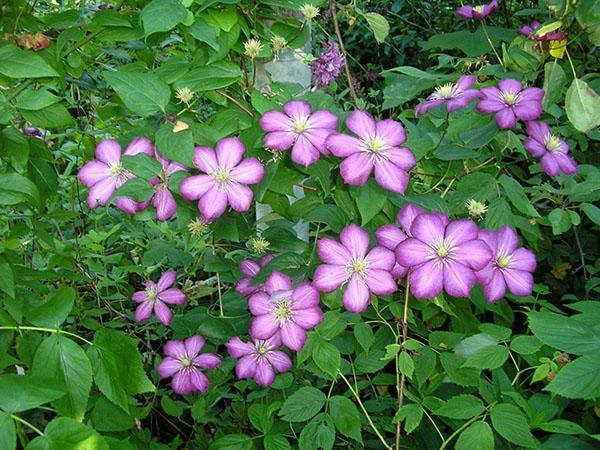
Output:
77 137 154 214
313 224 397 313
415 75 481 116
518 21 541 38
235 254 274 296
248 272 323 351
524 121 577 176
456 0 498 20
225 335 292 387
326 111 416 194
310 41 345 87
150 151 189 221
477 79 544 129
132 270 186 326
179 137 265 223
518 21 565 41
23 127 43 139
476 226 536 302
260 101 338 167
396 215 492 299
157 336 221 395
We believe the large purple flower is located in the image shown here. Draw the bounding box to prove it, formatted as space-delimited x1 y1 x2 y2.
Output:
313 224 397 313
179 137 264 223
396 215 492 299
132 270 186 326
415 75 481 116
150 151 189 221
524 121 577 177
259 101 338 167
157 336 221 395
310 41 345 87
456 0 498 20
77 137 154 214
326 111 416 194
225 335 292 387
477 79 544 129
235 254 274 296
248 273 323 351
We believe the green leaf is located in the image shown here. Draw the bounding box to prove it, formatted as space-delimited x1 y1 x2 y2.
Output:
353 179 387 225
263 434 291 450
462 345 509 370
439 353 481 387
0 375 65 413
141 0 188 37
91 397 136 432
298 413 335 450
248 403 273 434
312 339 341 378
31 334 92 421
490 403 538 448
0 173 41 208
114 178 153 202
304 204 348 233
434 394 485 419
565 78 600 133
329 396 362 442
174 61 242 91
548 208 572 235
456 421 494 450
422 26 516 57
121 153 163 179
15 89 62 110
188 18 220 50
545 355 600 399
354 322 374 352
103 69 171 116
580 202 600 226
0 257 15 298
279 386 326 422
398 351 415 379
0 45 59 78
27 287 75 328
528 311 600 355
499 174 539 217
0 411 16 450
21 104 75 128
363 12 390 43
155 121 195 166
510 335 542 355
393 403 423 434
26 417 109 450
542 61 566 109
539 419 589 435
208 434 253 450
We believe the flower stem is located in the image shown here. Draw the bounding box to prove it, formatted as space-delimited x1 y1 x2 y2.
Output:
0 326 93 345
395 276 410 450
338 370 392 449
481 22 503 67
11 414 44 437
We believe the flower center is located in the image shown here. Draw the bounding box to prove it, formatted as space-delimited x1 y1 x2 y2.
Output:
293 116 309 134
146 287 157 299
547 135 561 152
213 168 231 184
434 82 456 99
473 5 485 13
257 345 268 355
347 257 369 278
180 357 192 367
497 254 511 268
109 162 123 178
501 91 518 106
365 135 387 153
271 299 293 327
433 238 454 259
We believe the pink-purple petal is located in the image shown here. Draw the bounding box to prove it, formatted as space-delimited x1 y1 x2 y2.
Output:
226 337 255 358
184 335 205 356
280 322 307 351
504 269 534 296
376 119 406 146
443 263 476 298
365 246 396 270
250 314 281 340
227 182 254 212
248 292 272 315
268 350 292 372
374 160 409 194
342 275 371 313
291 135 320 167
198 187 228 222
326 133 362 157
291 283 321 309
193 146 218 173
194 353 221 370
265 272 293 293
157 357 181 378
95 140 122 164
260 110 292 132
159 288 186 305
366 269 397 296
154 301 173 326
78 161 110 187
293 307 324 329
312 264 348 292
179 174 214 200
346 110 376 139
340 224 370 258
410 260 443 299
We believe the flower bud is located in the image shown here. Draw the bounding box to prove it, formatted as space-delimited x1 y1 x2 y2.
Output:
557 353 570 366
546 371 555 382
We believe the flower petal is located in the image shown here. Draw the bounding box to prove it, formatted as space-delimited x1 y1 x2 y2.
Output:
415 99 445 116
260 110 292 132
268 350 292 373
157 357 181 378
293 307 323 329
366 269 397 296
78 161 110 187
397 203 424 234
495 108 516 129
236 355 258 379
410 260 443 299
395 238 432 267
376 119 405 146
157 271 176 291
184 336 205 356
135 302 154 322
365 246 396 270
514 101 542 121
132 290 148 303
340 224 370 258
193 146 218 173
154 188 177 221
248 292 272 315
375 224 406 250
308 109 338 129
280 322 307 351
524 137 546 158
159 288 186 305
445 219 478 245
496 225 519 255
554 152 578 175
519 87 544 102
250 314 280 340
265 131 295 150
374 160 409 194
283 100 312 119
498 79 523 93
216 137 245 169
386 147 416 171
342 275 371 313
410 214 445 244
95 140 122 164
346 110 376 139
292 283 320 309
312 264 348 292
226 337 255 358
154 301 173 326
265 272 293 294
254 360 276 387
125 137 154 156
291 135 320 167
504 268 534 296
195 353 221 370
198 187 228 222
482 270 507 303
443 262 476 298
540 153 560 176
317 237 351 265
171 372 192 395
230 158 264 184
326 133 363 157
189 370 209 393
240 259 260 276
179 174 214 200
454 239 492 270
163 340 186 358
87 176 116 208
227 182 253 212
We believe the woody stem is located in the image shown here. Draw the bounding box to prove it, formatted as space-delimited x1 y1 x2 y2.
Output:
395 276 410 449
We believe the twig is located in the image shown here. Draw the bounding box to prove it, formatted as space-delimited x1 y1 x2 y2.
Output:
293 183 318 191
329 1 360 107
11 414 44 437
215 89 254 117
395 276 410 449
573 226 587 280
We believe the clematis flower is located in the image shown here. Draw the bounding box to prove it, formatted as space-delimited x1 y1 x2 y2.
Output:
518 21 541 38
415 75 481 116
132 270 186 326
157 336 221 395
524 121 577 176
150 151 189 221
518 21 566 41
260 101 338 167
476 79 544 129
476 226 536 302
235 254 274 296
396 215 492 299
456 0 498 20
78 137 154 214
225 335 292 387
313 224 397 313
310 41 345 87
326 111 416 194
248 272 323 351
179 137 265 223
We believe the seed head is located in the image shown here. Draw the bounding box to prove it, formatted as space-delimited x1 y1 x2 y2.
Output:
465 199 488 219
271 35 287 55
249 237 270 254
188 218 208 237
300 4 320 21
176 87 194 104
244 38 263 59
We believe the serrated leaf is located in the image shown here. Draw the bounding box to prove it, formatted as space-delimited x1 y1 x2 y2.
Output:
545 355 600 399
103 69 171 116
0 411 16 450
363 12 390 43
434 394 485 419
0 45 59 78
329 396 362 442
462 344 509 370
490 403 538 448
456 421 494 450
499 175 539 217
565 78 600 133
141 0 188 37
279 387 325 422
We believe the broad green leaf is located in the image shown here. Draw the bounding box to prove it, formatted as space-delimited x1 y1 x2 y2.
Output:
248 403 273 434
0 375 65 413
188 18 220 50
434 394 485 419
114 178 153 202
0 257 15 298
548 208 572 235
499 174 539 217
354 322 374 352
32 334 92 421
545 355 600 399
21 104 75 128
329 396 362 442
304 204 348 233
539 419 589 435
263 434 291 450
393 403 423 434
490 403 538 448
456 421 494 450
155 121 195 166
565 79 600 133
510 335 542 355
422 26 516 57
26 417 109 450
0 45 59 78
353 179 387 225
312 339 341 378
398 351 414 379
0 173 41 208
298 413 335 450
363 12 389 43
528 311 600 355
439 353 481 387
279 386 325 422
580 202 600 226
15 89 62 110
91 397 136 432
462 344 509 370
208 434 253 450
0 411 16 450
121 153 163 179
103 69 171 116
542 61 566 109
141 0 188 37
174 61 242 91
27 287 75 328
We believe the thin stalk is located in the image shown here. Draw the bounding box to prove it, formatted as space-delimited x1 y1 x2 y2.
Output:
481 22 503 67
395 277 410 449
329 0 360 107
11 414 44 437
0 326 93 345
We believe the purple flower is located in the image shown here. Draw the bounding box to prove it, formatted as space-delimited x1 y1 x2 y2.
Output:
150 151 189 221
132 270 186 326
524 121 577 176
77 137 154 214
456 0 498 20
415 75 481 116
310 41 345 87
179 137 265 223
396 215 492 299
326 111 416 194
248 272 323 351
235 254 274 296
477 79 544 129
518 21 566 41
157 336 221 395
260 101 338 167
313 224 397 313
476 226 536 302
225 335 292 387
23 127 43 139
518 21 541 38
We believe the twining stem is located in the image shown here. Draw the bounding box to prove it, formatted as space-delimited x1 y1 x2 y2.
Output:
215 90 254 118
0 326 93 345
11 414 44 436
395 276 410 449
328 0 360 107
481 22 503 67
439 416 483 449
338 370 392 450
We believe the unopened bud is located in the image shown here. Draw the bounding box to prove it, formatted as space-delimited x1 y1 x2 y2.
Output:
557 353 570 366
546 371 555 382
